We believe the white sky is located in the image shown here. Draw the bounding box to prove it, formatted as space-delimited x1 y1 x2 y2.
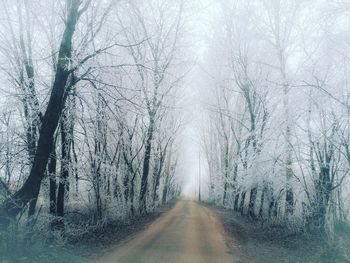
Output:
177 0 219 197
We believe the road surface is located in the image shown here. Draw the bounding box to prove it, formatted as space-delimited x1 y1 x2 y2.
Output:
101 200 235 263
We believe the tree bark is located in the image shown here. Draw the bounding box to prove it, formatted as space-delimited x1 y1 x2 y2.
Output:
152 150 165 208
239 191 246 215
162 184 168 205
49 143 57 216
139 114 155 214
258 185 267 218
308 165 332 232
1 0 81 219
248 187 257 218
55 113 72 229
234 193 240 211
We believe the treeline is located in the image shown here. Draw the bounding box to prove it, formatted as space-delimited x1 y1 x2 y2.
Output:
0 0 186 232
203 0 350 234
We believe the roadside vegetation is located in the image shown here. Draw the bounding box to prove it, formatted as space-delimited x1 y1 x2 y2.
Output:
0 0 186 261
201 0 350 260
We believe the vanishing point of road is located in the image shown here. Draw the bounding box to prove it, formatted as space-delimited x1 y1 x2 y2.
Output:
100 200 236 263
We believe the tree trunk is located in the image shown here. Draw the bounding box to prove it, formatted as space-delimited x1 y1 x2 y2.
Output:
55 115 72 229
139 115 155 214
162 184 168 205
93 139 102 221
259 185 267 218
308 166 332 232
49 144 57 216
223 182 228 207
153 151 165 208
28 194 38 218
1 0 81 219
130 174 136 216
239 191 246 215
71 139 79 195
285 182 294 216
268 192 278 219
222 139 229 206
161 150 173 205
248 187 258 218
234 193 240 211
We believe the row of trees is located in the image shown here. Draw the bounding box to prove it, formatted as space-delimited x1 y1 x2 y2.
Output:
0 0 186 230
202 0 350 234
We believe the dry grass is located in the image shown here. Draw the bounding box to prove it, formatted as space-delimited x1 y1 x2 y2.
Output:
211 205 350 263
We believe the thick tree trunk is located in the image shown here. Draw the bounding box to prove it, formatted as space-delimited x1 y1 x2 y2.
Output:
152 171 160 207
285 178 294 216
122 148 135 214
258 185 267 218
162 151 172 205
1 0 80 219
223 182 228 207
26 123 39 218
139 115 155 214
268 192 278 219
123 172 130 204
28 194 38 218
234 193 240 211
248 187 258 218
308 166 332 232
162 184 168 205
55 116 72 229
239 191 246 215
153 151 165 208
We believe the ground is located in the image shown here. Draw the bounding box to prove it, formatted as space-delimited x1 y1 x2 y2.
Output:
100 200 234 263
1 199 349 262
97 200 350 263
0 202 175 263
213 205 350 263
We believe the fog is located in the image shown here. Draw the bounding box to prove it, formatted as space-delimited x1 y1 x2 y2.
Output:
0 0 349 261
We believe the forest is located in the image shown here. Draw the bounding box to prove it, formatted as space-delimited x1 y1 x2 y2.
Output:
202 0 350 235
0 0 185 256
0 0 349 262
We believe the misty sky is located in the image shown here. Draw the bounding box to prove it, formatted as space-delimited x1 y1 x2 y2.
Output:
178 0 219 197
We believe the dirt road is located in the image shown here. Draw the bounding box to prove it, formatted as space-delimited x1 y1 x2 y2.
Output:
101 200 235 263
